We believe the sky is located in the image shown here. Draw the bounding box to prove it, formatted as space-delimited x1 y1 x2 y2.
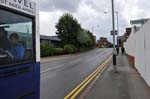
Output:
35 0 150 42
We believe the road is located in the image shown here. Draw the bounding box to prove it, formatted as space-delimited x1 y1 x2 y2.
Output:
40 48 113 99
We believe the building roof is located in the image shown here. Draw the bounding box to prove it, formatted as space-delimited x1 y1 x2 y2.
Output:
40 35 61 41
130 18 150 26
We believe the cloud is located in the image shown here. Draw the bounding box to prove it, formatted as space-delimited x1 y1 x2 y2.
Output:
39 11 63 36
74 0 122 40
38 0 150 43
117 0 150 24
38 0 81 12
84 0 111 12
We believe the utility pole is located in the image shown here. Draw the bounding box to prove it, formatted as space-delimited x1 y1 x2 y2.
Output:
111 0 117 72
116 12 119 36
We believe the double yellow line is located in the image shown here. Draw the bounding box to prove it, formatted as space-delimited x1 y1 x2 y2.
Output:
64 55 112 99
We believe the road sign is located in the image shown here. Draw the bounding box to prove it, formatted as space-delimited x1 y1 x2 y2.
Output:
110 30 117 35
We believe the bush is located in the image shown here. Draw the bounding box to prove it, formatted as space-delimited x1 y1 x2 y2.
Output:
40 42 55 57
64 44 77 54
78 47 85 52
54 48 64 55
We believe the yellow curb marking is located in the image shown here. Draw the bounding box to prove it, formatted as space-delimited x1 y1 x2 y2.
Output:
64 55 112 99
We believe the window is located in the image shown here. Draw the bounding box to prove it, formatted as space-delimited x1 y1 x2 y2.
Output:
0 9 35 67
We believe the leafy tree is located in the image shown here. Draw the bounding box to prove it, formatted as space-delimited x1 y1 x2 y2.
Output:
77 29 95 48
86 30 96 46
55 13 81 47
77 29 89 46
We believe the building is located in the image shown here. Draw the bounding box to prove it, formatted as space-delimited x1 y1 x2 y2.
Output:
97 37 112 48
117 27 132 47
92 35 96 43
40 35 62 48
130 18 150 32
130 18 149 26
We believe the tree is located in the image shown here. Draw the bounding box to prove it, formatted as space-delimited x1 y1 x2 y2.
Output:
86 30 96 46
77 29 90 47
77 29 95 48
55 13 81 47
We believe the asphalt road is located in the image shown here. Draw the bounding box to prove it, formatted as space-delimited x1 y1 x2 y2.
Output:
40 48 113 99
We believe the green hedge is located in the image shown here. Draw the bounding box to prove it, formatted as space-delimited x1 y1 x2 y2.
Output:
54 48 64 55
41 42 93 57
64 44 77 54
40 42 55 57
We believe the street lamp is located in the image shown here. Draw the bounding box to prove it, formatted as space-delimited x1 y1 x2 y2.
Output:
104 11 119 36
103 1 118 72
111 0 117 72
116 12 119 36
104 11 120 48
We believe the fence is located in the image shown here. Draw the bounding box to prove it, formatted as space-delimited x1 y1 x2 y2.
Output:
124 20 150 86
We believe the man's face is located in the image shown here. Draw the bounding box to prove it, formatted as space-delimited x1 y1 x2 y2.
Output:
10 37 17 44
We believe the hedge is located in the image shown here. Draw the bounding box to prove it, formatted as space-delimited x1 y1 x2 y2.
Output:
64 44 77 54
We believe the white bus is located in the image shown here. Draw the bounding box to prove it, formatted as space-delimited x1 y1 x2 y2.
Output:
0 0 40 99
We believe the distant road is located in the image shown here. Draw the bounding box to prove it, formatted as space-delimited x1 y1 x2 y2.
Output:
40 48 113 99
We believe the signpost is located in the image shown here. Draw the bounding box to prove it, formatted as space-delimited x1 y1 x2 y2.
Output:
110 30 117 35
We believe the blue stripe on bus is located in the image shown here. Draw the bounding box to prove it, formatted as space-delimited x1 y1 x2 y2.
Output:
0 62 40 99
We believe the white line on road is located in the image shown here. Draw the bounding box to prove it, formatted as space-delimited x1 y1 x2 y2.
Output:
41 59 81 74
69 59 81 64
41 64 65 74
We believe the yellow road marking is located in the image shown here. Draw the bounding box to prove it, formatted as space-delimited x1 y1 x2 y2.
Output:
64 57 110 99
64 59 107 99
71 57 111 99
64 55 112 99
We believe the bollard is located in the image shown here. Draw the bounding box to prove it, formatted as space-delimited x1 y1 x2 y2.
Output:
113 54 116 65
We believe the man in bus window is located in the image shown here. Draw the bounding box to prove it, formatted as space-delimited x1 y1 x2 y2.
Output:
9 33 25 61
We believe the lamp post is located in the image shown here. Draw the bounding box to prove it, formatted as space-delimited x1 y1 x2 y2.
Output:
111 0 117 72
104 1 118 72
116 12 119 36
104 11 119 36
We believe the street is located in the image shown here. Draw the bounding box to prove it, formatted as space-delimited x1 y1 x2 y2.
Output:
40 48 113 99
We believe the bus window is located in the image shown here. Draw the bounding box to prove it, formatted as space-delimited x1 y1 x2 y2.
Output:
0 9 35 67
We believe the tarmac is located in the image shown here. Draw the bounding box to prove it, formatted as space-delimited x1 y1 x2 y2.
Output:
84 54 150 99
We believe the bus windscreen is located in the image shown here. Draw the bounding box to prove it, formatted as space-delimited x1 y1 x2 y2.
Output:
0 9 34 67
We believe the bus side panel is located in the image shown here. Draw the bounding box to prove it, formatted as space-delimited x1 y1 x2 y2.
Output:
0 62 40 99
34 62 40 99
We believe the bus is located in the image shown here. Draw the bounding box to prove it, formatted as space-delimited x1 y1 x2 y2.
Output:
0 0 40 99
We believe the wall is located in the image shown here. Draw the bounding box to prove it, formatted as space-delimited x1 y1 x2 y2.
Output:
124 20 150 86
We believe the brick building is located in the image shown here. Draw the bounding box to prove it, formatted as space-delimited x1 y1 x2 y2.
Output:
97 37 112 48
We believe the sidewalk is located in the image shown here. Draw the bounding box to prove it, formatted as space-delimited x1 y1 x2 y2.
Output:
84 54 150 99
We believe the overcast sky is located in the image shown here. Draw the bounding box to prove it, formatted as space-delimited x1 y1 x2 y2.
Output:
36 0 150 42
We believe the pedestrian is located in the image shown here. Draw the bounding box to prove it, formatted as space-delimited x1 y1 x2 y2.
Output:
121 47 125 55
116 46 119 55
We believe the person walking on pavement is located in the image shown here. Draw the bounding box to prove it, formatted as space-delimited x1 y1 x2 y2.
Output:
116 46 119 55
121 47 125 55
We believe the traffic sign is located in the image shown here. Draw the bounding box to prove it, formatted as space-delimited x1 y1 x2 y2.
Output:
110 30 117 35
